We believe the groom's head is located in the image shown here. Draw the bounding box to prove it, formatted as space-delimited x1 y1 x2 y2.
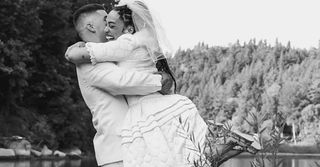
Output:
73 4 108 42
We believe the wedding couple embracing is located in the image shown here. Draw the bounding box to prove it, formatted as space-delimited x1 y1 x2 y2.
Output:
65 0 257 167
65 0 207 166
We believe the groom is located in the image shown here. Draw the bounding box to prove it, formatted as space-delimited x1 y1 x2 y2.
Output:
70 4 171 167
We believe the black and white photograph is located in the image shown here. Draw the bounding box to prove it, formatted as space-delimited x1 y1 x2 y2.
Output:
1 0 320 167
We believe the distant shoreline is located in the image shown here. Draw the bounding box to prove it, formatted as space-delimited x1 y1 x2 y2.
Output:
239 152 320 158
0 155 95 161
1 144 319 161
237 144 320 158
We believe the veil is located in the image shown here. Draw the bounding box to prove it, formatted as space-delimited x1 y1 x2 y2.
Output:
115 0 173 62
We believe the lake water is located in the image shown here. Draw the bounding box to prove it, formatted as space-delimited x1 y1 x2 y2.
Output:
1 156 320 167
221 156 320 167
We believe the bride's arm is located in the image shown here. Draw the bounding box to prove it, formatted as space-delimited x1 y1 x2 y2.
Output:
65 34 137 65
65 42 91 64
86 34 137 65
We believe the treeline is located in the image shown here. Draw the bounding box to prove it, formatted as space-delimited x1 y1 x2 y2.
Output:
0 0 116 153
170 40 320 144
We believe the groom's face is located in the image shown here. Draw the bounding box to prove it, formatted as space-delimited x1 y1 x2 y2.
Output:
104 10 125 41
92 10 108 42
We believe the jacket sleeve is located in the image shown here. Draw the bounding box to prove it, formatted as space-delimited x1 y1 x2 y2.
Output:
77 62 162 96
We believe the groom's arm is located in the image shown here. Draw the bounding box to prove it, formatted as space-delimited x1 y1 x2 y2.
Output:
78 62 162 96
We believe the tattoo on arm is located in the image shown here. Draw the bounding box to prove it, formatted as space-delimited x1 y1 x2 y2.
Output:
79 42 86 48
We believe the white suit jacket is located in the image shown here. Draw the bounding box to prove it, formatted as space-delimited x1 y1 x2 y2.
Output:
76 62 161 166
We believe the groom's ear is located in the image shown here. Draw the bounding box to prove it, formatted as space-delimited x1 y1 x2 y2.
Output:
85 23 96 33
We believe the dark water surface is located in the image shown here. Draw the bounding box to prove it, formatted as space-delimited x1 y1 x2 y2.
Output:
1 156 320 167
0 158 98 167
221 156 320 167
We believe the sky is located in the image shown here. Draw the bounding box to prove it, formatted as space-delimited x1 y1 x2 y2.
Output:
147 0 320 52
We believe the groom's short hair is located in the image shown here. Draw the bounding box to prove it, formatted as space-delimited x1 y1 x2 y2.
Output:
73 4 106 28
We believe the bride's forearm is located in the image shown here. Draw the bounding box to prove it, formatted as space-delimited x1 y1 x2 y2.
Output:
66 46 91 64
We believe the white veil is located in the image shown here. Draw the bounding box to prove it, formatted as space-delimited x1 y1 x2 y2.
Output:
115 0 173 62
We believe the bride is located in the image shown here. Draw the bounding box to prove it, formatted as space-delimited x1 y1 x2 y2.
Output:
66 0 208 166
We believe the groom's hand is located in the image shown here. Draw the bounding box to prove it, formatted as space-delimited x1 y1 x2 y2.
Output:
155 72 173 95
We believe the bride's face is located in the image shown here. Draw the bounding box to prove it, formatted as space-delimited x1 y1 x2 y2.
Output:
104 10 125 41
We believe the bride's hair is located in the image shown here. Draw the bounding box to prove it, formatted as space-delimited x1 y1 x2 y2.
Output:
112 5 135 32
112 4 177 93
156 57 177 93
